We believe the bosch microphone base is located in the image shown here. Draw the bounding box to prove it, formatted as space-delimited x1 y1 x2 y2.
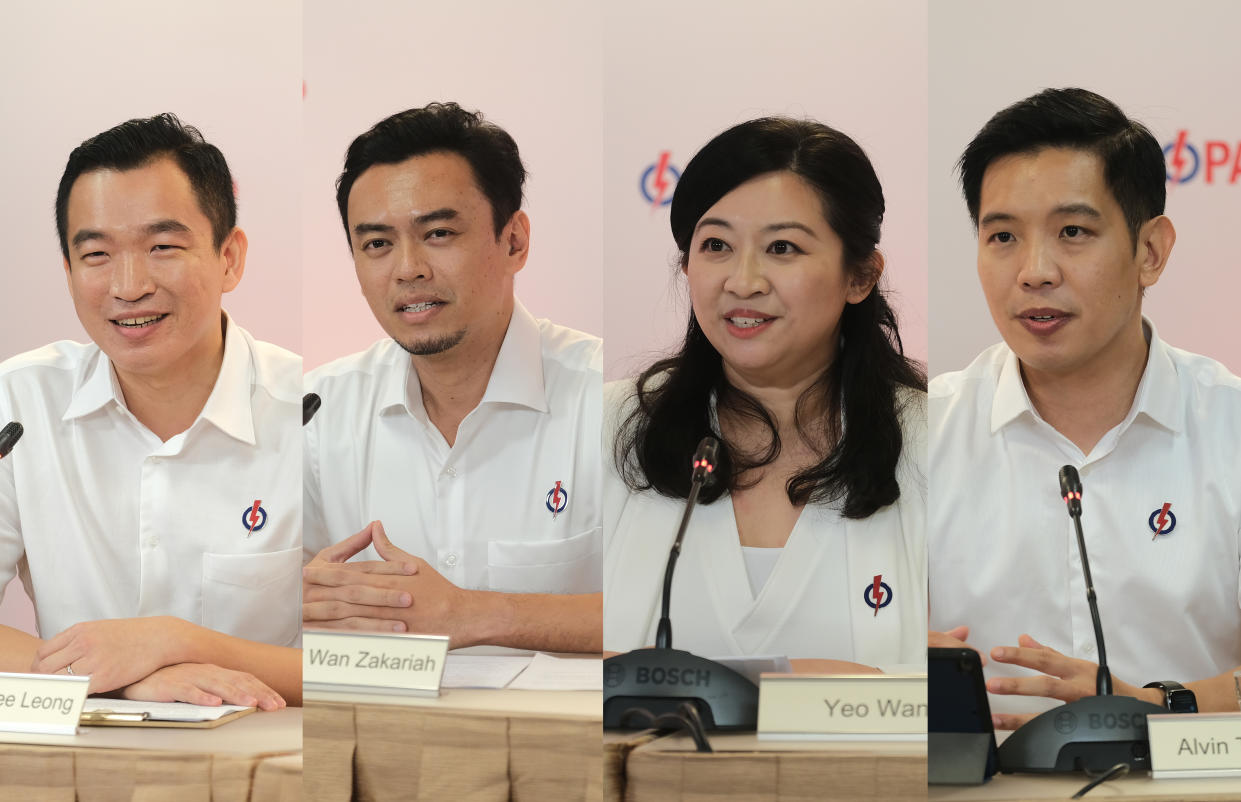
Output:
997 694 1166 773
603 648 759 731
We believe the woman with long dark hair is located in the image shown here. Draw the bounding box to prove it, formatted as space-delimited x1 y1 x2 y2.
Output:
603 117 926 668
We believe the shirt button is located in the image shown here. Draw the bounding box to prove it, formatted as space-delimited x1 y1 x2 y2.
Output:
445 467 457 477
1083 643 1095 654
443 552 458 568
146 537 159 548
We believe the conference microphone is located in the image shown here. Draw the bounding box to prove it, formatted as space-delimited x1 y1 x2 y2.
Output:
997 464 1166 774
603 435 760 731
0 422 22 459
655 436 718 649
303 393 321 426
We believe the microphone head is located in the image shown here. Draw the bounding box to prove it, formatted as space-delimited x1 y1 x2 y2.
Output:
302 393 322 426
1059 464 1082 515
0 422 23 459
691 436 720 485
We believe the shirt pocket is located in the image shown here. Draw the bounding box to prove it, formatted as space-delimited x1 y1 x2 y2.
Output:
486 527 602 594
201 547 301 646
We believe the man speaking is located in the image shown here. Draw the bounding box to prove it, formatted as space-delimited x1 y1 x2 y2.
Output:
929 88 1241 726
303 103 602 651
0 114 302 708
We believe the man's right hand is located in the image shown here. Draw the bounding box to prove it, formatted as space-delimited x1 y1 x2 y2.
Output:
302 521 417 631
121 663 284 710
928 625 988 665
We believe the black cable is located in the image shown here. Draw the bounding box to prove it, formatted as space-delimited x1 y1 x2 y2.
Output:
1071 763 1129 798
618 704 714 753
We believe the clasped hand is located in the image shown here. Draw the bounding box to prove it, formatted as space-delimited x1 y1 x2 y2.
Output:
302 520 473 644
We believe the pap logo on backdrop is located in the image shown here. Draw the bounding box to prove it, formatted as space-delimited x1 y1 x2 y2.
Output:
639 151 681 208
1164 130 1241 185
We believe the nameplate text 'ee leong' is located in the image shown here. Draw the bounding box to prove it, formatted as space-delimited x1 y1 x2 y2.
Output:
0 672 90 735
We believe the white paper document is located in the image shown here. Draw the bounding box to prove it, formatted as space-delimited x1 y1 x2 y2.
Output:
82 699 250 722
508 653 602 691
441 655 533 689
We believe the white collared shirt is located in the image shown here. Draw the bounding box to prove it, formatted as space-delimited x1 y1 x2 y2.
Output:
0 315 303 646
304 301 602 594
930 322 1241 716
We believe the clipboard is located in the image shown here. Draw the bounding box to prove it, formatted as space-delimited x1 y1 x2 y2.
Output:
80 706 255 728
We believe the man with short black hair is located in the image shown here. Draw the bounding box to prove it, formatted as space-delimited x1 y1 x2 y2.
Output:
0 114 301 707
929 88 1241 726
303 103 602 651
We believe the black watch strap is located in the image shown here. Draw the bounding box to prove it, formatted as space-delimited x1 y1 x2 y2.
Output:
1143 681 1199 714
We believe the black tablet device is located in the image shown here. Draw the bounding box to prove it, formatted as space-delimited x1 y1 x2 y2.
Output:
928 646 998 784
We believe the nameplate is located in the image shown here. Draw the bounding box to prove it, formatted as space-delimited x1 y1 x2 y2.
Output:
0 672 90 735
303 630 449 696
1149 712 1241 778
758 673 927 740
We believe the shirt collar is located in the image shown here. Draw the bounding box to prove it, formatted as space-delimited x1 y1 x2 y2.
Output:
990 317 1180 435
62 312 257 445
381 299 549 418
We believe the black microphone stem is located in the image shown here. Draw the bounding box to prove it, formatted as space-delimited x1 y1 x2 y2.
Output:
656 476 705 650
1069 507 1111 696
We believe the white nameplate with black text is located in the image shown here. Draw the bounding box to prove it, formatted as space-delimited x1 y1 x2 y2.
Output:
758 673 927 740
0 672 90 735
1149 712 1241 778
303 630 449 696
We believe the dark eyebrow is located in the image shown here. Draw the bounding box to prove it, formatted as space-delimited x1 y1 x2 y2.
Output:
352 222 396 237
413 208 459 226
694 217 732 234
71 229 107 247
145 219 192 236
763 221 818 238
979 212 1017 228
1052 203 1103 219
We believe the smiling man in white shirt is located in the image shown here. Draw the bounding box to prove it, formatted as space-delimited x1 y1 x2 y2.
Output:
302 103 601 651
0 114 301 708
929 88 1241 727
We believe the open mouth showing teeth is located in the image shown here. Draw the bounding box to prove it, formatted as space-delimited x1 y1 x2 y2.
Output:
401 302 442 313
727 317 771 328
113 314 167 328
1028 315 1058 321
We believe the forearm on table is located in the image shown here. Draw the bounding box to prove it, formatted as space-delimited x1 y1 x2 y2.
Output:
464 590 601 653
163 621 303 706
0 624 40 672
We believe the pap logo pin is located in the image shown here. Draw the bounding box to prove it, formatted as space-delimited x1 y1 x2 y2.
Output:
864 574 892 616
1149 503 1176 540
243 500 267 537
545 481 568 520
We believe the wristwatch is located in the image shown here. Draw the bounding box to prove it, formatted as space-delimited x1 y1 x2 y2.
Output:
1143 681 1198 713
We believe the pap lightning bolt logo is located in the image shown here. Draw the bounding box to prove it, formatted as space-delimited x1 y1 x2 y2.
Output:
1148 502 1176 540
1169 131 1189 183
243 499 268 537
864 574 893 615
639 152 681 208
545 481 569 520
651 151 671 208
